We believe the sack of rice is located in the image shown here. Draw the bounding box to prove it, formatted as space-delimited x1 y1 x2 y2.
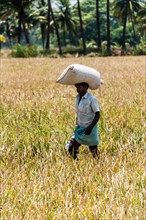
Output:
56 64 103 90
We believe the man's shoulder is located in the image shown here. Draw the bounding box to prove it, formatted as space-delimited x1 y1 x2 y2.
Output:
87 93 97 101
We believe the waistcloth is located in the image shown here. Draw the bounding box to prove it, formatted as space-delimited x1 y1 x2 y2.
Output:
71 124 99 146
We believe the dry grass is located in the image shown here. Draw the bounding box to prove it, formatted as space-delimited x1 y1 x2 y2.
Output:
0 56 145 219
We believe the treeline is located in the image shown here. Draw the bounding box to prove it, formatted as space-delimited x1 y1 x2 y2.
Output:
0 0 146 56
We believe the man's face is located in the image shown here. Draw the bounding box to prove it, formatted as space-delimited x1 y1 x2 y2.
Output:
75 84 87 95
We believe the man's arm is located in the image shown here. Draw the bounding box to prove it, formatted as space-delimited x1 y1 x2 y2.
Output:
84 111 100 135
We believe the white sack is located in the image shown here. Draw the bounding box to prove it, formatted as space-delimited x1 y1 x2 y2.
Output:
56 64 103 90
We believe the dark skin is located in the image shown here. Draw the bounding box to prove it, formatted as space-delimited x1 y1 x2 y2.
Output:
75 83 100 135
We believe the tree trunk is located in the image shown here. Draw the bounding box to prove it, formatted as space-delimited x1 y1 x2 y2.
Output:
41 23 46 49
77 0 86 55
130 9 136 36
96 0 101 52
63 24 66 47
122 0 129 50
22 21 30 44
21 7 30 45
50 2 62 55
6 21 12 44
18 11 22 43
107 0 111 55
46 0 51 50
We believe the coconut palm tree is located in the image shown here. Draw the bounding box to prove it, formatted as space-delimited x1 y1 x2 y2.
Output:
96 0 101 52
77 0 86 55
56 0 77 46
46 0 51 49
113 0 142 50
29 0 62 53
50 1 62 55
29 0 53 49
107 0 111 54
135 2 146 35
37 0 48 49
0 0 32 44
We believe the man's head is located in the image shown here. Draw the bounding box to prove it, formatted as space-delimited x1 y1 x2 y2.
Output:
75 82 89 96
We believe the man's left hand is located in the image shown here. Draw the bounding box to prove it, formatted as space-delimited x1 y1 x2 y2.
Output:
84 126 93 135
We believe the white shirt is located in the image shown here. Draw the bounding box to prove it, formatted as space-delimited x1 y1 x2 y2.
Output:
76 92 100 127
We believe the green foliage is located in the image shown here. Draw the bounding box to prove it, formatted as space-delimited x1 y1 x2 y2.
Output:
101 41 108 56
11 44 39 57
86 40 97 49
0 0 145 55
132 37 146 55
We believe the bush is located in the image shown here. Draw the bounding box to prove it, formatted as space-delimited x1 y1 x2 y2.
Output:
101 41 109 56
11 44 39 57
39 48 58 57
132 37 146 55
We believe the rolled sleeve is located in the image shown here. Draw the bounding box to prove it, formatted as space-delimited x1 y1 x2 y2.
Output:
91 97 100 113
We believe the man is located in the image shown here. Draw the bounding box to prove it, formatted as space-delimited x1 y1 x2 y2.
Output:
66 82 100 159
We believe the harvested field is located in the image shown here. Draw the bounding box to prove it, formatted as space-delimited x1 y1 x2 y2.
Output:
0 56 145 219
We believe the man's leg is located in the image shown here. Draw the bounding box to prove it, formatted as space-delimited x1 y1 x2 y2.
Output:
89 145 99 158
68 139 81 159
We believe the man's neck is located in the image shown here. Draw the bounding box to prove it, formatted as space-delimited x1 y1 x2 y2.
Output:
79 91 87 97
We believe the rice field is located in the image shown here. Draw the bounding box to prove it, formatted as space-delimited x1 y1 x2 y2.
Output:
0 56 145 219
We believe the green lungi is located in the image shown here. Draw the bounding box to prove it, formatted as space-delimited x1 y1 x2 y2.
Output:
72 124 99 146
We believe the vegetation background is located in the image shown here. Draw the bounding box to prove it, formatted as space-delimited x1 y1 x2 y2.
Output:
1 56 145 219
0 0 146 56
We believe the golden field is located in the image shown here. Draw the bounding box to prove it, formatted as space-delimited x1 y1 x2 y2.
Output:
0 56 145 219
